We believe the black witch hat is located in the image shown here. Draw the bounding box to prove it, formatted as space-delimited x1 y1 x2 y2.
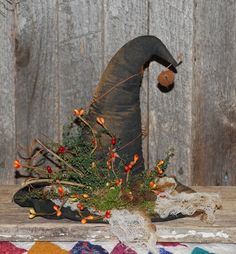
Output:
14 36 190 222
87 35 178 174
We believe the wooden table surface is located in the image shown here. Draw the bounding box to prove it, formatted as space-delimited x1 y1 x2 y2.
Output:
0 186 235 243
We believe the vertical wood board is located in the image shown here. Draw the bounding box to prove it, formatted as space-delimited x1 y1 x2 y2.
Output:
15 0 60 160
0 9 15 184
58 0 104 130
192 0 236 185
149 0 194 185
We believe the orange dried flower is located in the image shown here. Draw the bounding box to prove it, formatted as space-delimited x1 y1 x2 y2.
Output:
73 108 85 117
82 194 89 199
53 205 62 217
14 160 21 169
157 169 164 176
96 116 105 126
115 178 123 186
85 215 94 220
149 181 156 189
157 160 164 166
81 218 87 224
106 160 112 170
133 154 139 163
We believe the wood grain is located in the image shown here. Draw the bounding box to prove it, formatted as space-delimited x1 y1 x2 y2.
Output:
15 0 60 158
0 185 235 243
192 0 236 185
0 7 15 184
148 0 194 185
58 0 104 130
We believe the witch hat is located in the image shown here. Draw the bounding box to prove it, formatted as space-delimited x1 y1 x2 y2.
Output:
87 35 178 174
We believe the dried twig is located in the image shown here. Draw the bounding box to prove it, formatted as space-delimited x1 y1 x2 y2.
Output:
35 138 84 177
22 178 88 188
77 115 98 154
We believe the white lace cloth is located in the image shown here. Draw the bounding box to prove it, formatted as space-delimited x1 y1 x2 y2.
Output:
155 191 222 224
108 209 159 254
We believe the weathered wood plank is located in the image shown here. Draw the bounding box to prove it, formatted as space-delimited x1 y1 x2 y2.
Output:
1 0 236 187
192 0 236 185
0 6 15 184
103 0 149 167
0 186 235 243
15 0 60 158
58 0 104 129
149 0 194 185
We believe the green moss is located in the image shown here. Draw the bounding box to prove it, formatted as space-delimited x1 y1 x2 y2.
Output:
17 115 174 217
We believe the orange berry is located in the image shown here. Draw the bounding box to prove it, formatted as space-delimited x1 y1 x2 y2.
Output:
149 181 155 188
53 205 59 211
82 194 89 198
58 186 64 198
158 169 164 176
14 160 21 169
73 108 85 116
133 154 139 163
81 218 87 224
115 178 123 186
86 215 94 220
157 160 164 166
96 117 105 126
56 210 62 217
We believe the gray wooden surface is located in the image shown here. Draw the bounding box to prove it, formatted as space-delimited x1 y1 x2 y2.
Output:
192 0 236 185
0 5 15 184
15 0 60 155
148 0 194 184
0 0 235 186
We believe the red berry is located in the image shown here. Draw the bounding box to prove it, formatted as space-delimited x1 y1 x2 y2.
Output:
77 203 84 211
58 146 66 153
111 136 117 145
58 186 64 194
124 165 130 173
149 181 155 188
105 210 111 219
128 163 133 170
47 166 52 173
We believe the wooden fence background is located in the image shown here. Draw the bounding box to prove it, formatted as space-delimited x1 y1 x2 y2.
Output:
0 0 235 186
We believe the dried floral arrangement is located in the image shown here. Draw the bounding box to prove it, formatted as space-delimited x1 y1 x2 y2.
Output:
13 36 221 230
14 112 175 223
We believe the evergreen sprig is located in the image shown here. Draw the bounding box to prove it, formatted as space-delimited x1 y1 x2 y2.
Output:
14 112 174 222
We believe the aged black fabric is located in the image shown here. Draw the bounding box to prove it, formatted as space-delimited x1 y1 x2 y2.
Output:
13 183 189 222
88 35 178 175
